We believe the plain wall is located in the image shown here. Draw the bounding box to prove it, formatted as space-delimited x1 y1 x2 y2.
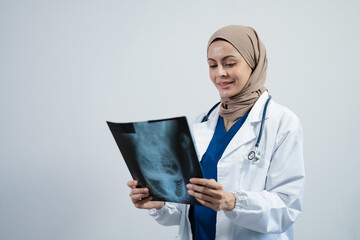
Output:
1 0 359 239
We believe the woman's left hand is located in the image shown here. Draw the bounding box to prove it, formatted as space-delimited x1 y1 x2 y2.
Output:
186 178 236 211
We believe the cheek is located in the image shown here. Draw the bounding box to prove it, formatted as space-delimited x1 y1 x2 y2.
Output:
233 69 250 84
209 70 216 83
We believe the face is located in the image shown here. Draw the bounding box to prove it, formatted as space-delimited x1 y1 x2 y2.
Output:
207 40 252 98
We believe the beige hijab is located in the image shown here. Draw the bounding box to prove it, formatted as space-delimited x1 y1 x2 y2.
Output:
207 25 267 121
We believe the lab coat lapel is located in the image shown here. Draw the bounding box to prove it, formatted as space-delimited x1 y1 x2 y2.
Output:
221 120 256 159
192 108 219 161
221 92 270 159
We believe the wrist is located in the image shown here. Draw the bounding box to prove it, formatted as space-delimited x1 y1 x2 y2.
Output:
155 202 165 209
148 203 167 217
224 192 236 211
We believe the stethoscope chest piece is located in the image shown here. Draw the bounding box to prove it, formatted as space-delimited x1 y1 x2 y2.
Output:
248 150 256 160
248 148 261 165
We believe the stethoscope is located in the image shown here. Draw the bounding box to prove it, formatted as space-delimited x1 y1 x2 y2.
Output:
201 95 272 165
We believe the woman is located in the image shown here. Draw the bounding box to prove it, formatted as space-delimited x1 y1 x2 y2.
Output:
127 25 305 240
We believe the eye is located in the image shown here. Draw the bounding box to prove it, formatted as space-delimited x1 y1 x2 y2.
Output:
209 64 217 69
225 63 236 67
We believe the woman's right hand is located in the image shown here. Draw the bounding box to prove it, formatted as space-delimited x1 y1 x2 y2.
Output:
127 180 165 209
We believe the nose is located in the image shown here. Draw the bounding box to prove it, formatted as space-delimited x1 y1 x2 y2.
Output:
215 66 227 78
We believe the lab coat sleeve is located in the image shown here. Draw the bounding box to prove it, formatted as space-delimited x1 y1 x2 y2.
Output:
224 125 305 234
148 202 182 226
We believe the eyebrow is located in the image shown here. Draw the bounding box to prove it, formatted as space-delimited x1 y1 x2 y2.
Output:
207 55 237 61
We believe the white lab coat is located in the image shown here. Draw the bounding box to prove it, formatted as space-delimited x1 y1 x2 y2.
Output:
149 92 305 240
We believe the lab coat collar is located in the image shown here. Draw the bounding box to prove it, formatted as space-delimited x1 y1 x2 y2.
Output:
248 91 270 123
192 92 271 160
192 107 220 160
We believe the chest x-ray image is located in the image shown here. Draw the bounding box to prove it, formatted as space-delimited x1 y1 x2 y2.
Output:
107 117 203 205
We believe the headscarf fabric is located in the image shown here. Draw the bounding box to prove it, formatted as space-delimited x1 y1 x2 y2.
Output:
207 25 267 121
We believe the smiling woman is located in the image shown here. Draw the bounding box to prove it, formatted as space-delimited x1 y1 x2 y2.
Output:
127 25 305 240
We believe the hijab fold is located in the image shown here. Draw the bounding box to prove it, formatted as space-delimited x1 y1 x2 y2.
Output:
207 25 268 121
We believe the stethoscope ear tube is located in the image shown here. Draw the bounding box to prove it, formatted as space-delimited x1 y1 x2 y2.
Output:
201 101 221 123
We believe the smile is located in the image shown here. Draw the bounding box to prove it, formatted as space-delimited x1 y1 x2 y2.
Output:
218 81 233 89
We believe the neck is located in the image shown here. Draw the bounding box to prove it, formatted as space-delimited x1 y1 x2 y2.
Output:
223 118 236 132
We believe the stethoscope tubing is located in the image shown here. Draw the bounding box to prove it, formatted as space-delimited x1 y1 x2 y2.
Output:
255 95 272 148
201 102 221 123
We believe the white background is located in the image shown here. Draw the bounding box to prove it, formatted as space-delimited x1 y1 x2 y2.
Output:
1 0 359 239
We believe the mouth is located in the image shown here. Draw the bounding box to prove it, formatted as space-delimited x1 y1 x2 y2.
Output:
218 81 233 89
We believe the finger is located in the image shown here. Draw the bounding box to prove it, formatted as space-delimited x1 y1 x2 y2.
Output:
187 183 211 195
187 183 220 198
130 192 150 202
193 196 220 211
130 188 149 197
188 189 217 203
195 197 214 209
127 180 138 188
134 196 153 209
189 178 221 190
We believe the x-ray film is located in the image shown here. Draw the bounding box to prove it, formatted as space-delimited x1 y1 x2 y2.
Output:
107 117 203 205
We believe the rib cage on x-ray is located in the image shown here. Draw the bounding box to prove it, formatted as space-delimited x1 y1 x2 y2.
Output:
107 117 203 205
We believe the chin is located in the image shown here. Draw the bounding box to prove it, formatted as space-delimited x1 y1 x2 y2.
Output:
219 90 235 98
